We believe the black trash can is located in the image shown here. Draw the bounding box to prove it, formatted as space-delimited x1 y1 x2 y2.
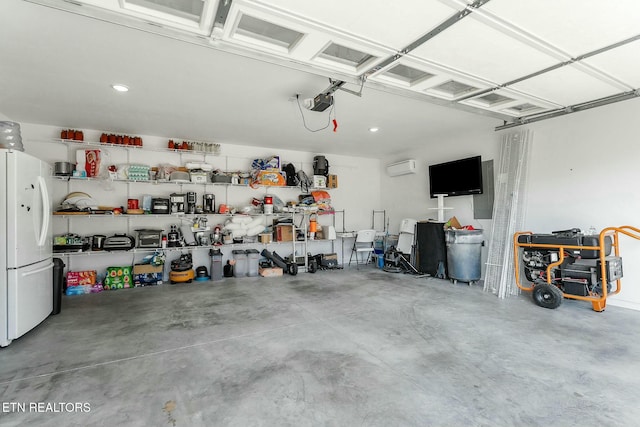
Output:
52 258 65 315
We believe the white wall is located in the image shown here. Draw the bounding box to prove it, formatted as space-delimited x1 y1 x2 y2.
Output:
20 123 381 276
514 97 640 310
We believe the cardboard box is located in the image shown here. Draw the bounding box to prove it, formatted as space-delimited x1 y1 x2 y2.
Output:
259 233 272 244
133 264 163 275
327 174 338 188
313 175 327 188
259 267 283 277
446 216 462 229
132 263 164 286
66 270 97 287
103 266 133 290
276 224 293 242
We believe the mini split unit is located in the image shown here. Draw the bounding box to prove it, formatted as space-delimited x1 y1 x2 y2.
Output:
386 159 417 177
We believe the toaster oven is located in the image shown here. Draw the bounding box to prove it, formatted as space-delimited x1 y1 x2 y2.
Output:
103 234 135 251
136 229 163 248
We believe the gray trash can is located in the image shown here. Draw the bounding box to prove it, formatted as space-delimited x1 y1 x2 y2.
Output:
445 229 484 284
209 249 223 281
246 249 260 277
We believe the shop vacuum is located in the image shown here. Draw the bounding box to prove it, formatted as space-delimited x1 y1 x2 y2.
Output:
194 266 209 281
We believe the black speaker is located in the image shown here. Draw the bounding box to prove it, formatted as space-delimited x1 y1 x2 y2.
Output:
415 221 447 277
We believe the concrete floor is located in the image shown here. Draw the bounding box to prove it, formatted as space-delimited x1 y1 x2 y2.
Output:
2 267 640 426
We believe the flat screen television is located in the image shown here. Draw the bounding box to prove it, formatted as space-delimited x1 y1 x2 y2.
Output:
428 155 483 198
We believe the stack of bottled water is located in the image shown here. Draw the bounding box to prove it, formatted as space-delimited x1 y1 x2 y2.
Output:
0 121 24 151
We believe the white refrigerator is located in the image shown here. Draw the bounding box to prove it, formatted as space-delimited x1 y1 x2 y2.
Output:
1 149 53 347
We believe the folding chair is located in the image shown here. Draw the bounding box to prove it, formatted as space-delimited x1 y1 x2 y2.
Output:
348 229 376 268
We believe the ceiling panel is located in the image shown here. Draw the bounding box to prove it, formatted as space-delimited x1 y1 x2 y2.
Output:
223 2 394 75
583 40 640 89
368 56 496 104
459 87 561 117
72 0 218 33
509 65 625 106
368 58 436 89
234 14 304 50
424 78 486 101
481 0 640 57
247 0 462 50
408 16 560 84
125 0 205 21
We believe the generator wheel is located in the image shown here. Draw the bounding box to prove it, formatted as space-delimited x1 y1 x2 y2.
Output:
288 263 298 276
308 260 317 273
532 283 563 309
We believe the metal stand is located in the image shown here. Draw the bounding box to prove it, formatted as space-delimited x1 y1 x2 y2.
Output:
333 209 347 266
290 209 309 272
429 195 453 222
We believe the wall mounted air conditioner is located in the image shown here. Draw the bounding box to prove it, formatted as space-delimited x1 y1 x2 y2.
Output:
386 159 417 177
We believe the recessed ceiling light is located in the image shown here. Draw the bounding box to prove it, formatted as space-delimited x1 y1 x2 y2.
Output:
111 84 129 92
369 127 379 132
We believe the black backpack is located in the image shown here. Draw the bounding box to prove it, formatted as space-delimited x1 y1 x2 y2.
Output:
283 163 299 187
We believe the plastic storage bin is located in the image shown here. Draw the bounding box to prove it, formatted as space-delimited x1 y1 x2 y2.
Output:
246 249 260 277
0 121 24 151
445 229 484 284
232 250 248 277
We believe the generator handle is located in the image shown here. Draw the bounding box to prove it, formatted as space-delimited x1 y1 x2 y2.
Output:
598 226 640 299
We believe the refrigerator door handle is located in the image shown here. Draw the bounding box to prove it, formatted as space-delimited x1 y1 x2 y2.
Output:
20 261 54 277
36 176 50 247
